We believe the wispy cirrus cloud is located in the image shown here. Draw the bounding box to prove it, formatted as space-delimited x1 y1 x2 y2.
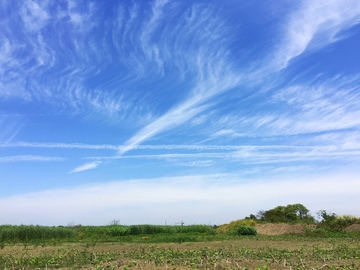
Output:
0 0 239 128
0 141 278 151
69 161 102 174
3 141 359 153
0 116 22 143
268 0 360 71
21 0 49 32
0 141 119 150
106 2 242 154
267 75 360 135
0 155 64 163
206 73 360 140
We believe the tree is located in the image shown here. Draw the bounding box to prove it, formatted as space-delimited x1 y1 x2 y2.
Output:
261 204 314 223
109 219 121 225
317 210 337 222
244 214 257 220
256 210 266 221
317 210 339 231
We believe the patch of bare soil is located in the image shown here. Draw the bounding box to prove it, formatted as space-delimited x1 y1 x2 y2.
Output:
345 223 360 232
255 223 316 235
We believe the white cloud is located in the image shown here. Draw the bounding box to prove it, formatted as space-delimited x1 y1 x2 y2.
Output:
0 141 298 151
213 75 360 138
21 0 49 32
118 72 240 155
0 155 64 163
268 76 360 135
0 173 359 225
4 141 359 168
271 0 360 70
69 161 102 173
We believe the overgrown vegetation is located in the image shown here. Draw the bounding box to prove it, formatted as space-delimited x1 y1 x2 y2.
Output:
0 224 217 244
317 211 360 232
0 225 74 242
216 219 256 234
245 204 360 234
247 203 315 223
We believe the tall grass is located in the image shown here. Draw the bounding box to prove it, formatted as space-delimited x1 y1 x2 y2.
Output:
0 224 216 243
0 225 74 242
74 224 215 237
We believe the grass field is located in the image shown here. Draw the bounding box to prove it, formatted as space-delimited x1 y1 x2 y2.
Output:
0 224 359 269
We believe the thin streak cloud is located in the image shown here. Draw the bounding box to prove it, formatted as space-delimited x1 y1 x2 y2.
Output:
69 161 102 174
0 155 64 163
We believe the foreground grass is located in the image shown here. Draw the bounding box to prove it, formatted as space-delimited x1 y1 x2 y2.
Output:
1 235 359 269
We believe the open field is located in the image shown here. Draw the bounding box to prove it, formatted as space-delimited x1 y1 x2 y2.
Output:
1 223 360 269
1 235 360 269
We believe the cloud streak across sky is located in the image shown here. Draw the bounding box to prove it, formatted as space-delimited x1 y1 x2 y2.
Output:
1 0 360 225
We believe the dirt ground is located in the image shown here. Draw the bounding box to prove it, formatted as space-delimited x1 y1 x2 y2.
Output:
255 223 316 235
345 223 360 232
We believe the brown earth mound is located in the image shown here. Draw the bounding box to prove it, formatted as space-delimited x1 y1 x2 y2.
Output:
255 223 316 235
345 223 360 232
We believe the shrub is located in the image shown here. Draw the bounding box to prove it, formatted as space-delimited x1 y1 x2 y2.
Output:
317 211 360 232
216 219 256 234
236 225 257 236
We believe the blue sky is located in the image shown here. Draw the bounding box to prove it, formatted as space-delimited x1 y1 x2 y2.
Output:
1 0 360 226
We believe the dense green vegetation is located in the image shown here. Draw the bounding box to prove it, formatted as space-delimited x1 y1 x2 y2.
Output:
236 225 257 236
247 203 315 223
0 224 217 244
0 225 74 242
246 203 360 233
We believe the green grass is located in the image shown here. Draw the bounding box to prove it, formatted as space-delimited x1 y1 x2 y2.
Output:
0 224 218 244
0 225 74 243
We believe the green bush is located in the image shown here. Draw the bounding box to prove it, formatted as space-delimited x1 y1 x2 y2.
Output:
236 225 257 236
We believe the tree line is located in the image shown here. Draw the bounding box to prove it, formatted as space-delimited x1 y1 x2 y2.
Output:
245 203 360 232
